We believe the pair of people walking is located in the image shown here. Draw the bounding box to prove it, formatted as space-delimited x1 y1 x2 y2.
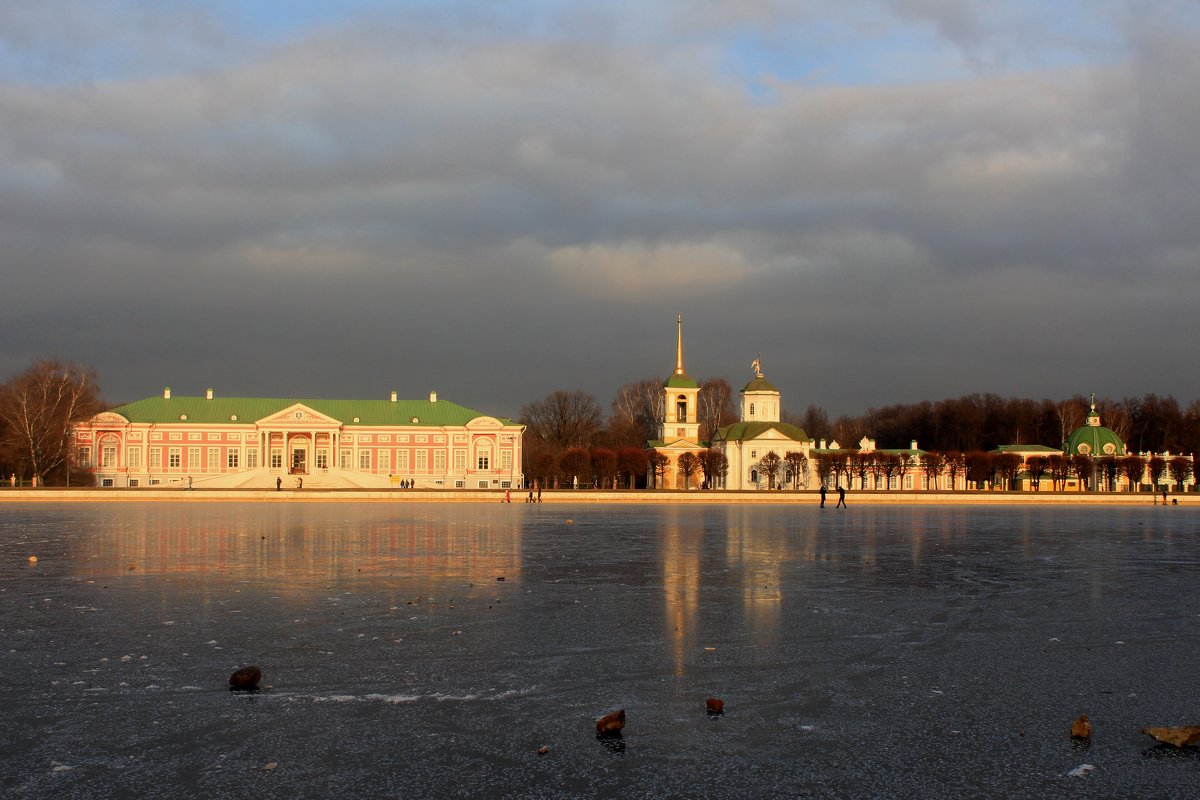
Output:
819 485 846 509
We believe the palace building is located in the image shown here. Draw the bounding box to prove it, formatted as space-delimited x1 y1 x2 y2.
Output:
73 387 524 490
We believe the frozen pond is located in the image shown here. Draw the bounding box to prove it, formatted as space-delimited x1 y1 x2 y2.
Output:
1 502 1198 798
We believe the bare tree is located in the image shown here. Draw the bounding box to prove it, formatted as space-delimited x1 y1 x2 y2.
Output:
922 451 946 490
609 379 663 446
993 453 1022 490
1071 454 1094 491
557 447 590 488
1047 454 1070 490
1026 456 1048 490
617 447 648 489
676 452 701 489
697 378 736 441
0 359 101 485
1056 399 1087 445
758 452 782 489
784 451 808 489
813 452 836 488
590 447 617 489
1169 456 1194 492
521 390 603 450
943 451 966 490
1119 455 1146 492
701 449 728 489
648 452 670 489
1147 456 1167 491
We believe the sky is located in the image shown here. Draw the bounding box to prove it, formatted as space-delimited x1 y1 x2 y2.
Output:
2 0 1199 419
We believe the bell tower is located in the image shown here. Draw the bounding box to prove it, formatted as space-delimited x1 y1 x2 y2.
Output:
660 314 700 443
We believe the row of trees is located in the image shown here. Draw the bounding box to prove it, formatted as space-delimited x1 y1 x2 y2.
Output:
519 382 1200 489
811 450 1196 493
0 359 102 486
812 393 1200 455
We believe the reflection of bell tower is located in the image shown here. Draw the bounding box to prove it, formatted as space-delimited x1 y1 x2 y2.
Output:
661 315 700 443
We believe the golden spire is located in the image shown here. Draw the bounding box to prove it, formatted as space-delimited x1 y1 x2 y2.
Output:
675 314 684 375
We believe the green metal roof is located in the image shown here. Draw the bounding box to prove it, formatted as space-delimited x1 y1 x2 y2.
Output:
664 373 698 389
1064 423 1126 457
741 377 779 393
104 395 514 427
994 444 1060 454
715 421 809 443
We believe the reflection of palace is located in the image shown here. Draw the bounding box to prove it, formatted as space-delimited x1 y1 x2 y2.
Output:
79 506 523 593
648 319 1196 494
73 388 524 490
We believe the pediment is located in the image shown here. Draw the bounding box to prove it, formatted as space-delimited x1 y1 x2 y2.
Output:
91 411 129 425
257 403 342 427
466 416 504 429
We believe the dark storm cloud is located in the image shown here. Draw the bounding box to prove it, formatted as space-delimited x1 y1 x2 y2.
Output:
1 2 1198 418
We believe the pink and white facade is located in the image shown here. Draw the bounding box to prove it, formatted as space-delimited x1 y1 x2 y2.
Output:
73 388 524 490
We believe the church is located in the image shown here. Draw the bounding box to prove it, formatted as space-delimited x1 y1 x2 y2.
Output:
646 317 811 490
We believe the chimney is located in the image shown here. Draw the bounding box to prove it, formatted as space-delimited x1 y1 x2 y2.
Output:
390 391 397 402
206 388 214 400
429 391 438 403
163 387 171 400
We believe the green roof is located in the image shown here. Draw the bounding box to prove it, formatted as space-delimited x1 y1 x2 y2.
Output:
994 444 1060 454
104 395 514 427
1064 423 1126 457
664 373 698 389
715 421 809 443
742 377 779 393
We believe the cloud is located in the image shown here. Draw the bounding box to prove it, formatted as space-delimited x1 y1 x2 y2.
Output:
0 3 1198 416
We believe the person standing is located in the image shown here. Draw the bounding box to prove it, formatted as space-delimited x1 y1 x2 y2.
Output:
819 485 826 508
836 485 847 509
276 476 282 492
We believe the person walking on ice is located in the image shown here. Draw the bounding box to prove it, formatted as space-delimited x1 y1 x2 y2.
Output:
836 485 847 509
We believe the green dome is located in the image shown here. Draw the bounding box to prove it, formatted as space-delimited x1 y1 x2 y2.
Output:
742 377 778 393
1064 423 1126 457
664 372 698 389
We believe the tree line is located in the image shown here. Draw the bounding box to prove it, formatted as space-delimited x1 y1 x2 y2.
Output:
519 381 1200 488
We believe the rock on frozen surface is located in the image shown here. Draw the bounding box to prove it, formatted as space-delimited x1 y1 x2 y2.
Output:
1 503 1199 797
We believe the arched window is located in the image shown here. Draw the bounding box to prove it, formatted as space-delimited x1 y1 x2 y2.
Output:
749 403 755 417
676 394 687 422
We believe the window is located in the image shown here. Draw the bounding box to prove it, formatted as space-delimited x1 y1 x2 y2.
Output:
359 450 371 470
246 449 259 469
501 480 511 489
270 448 283 469
128 479 139 487
188 448 200 469
208 448 220 470
101 445 117 469
101 478 114 487
127 448 142 469
339 449 351 469
168 448 181 469
500 451 512 471
676 395 688 422
477 452 490 471
478 480 489 489
397 450 409 471
904 475 913 490
77 446 91 467
149 448 162 468
379 450 390 473
434 451 446 473
749 403 755 417
228 450 240 469
454 450 466 471
316 450 328 470
455 480 465 488
416 450 428 471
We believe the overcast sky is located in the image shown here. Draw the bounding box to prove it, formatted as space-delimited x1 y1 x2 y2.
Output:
2 1 1198 418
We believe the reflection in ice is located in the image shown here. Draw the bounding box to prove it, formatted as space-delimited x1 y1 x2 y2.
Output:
0 501 1198 798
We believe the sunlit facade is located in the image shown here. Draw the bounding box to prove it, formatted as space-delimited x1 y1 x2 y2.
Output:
73 388 524 490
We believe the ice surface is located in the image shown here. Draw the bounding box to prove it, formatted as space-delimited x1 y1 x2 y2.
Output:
1 501 1198 798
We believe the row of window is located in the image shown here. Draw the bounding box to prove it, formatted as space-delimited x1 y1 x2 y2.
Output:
79 445 514 473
